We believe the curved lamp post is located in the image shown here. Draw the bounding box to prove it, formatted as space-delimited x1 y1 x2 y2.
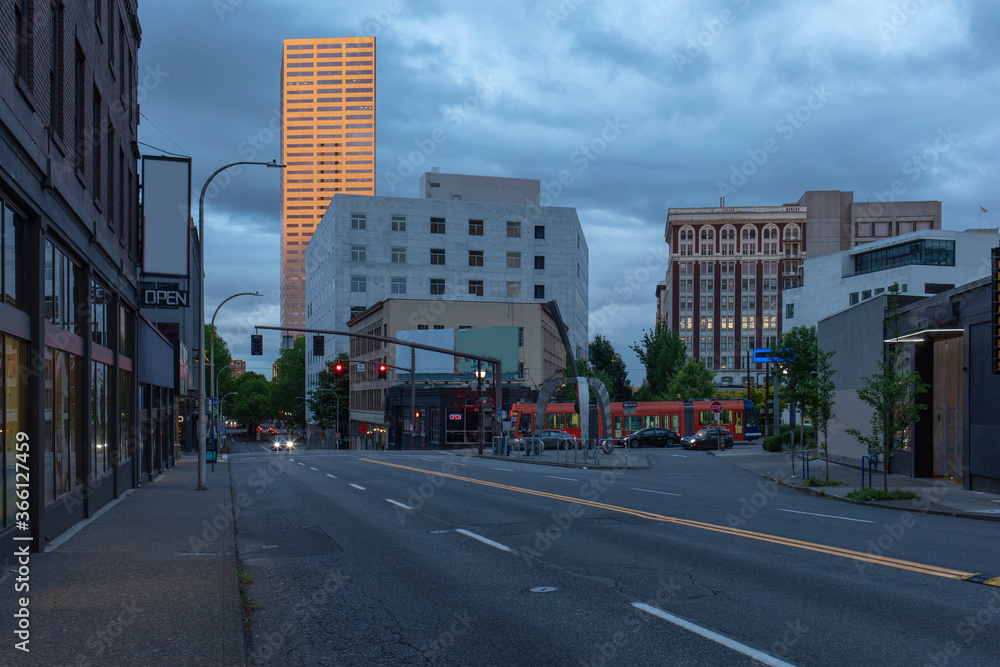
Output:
211 363 233 455
198 160 283 491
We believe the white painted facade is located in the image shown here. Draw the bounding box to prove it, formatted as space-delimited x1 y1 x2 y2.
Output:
782 228 999 331
304 191 589 396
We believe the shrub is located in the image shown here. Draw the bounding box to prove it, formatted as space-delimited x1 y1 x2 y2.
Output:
761 424 817 451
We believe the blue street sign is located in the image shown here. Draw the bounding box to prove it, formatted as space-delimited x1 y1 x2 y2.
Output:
211 397 219 408
753 348 777 364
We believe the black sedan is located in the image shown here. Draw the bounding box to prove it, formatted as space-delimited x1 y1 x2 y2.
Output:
624 427 679 448
681 427 733 450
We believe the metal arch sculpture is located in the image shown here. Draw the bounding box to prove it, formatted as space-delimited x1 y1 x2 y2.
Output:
534 376 612 442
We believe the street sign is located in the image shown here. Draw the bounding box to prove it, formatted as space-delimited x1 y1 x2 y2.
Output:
753 348 776 364
357 362 366 373
711 401 723 414
211 397 219 408
623 401 637 416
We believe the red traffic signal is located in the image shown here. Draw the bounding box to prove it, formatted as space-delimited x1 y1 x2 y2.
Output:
333 361 345 375
378 364 387 378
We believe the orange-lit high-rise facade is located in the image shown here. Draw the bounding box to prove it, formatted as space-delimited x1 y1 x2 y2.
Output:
280 37 376 330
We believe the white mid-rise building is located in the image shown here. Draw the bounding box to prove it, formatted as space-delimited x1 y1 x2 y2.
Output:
782 228 1000 331
304 173 589 398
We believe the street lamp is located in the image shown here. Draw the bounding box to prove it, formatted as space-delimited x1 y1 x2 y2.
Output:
198 160 283 491
476 363 487 456
212 363 233 455
218 391 237 459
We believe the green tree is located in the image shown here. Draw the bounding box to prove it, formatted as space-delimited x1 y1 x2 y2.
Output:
667 358 716 400
846 284 928 491
270 337 306 431
230 372 272 436
775 324 838 477
589 335 632 401
813 349 837 481
630 322 686 397
309 353 349 436
205 324 236 402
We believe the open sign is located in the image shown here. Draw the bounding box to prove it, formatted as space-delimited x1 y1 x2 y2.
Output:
448 414 463 421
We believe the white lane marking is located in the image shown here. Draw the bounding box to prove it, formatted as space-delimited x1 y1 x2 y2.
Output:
310 467 319 471
491 467 514 472
632 487 681 497
547 475 578 481
387 499 413 510
455 529 513 553
326 474 337 479
777 508 876 524
421 457 435 461
671 455 688 458
298 462 305 466
453 462 468 466
632 603 796 667
349 484 366 491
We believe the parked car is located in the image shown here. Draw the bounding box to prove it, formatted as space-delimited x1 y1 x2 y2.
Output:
681 426 733 450
533 429 577 450
271 433 296 451
624 427 679 448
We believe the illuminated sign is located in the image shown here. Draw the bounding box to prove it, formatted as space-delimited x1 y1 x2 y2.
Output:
448 414 463 421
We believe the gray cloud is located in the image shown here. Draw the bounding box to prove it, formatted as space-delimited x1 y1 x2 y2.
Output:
139 0 1000 381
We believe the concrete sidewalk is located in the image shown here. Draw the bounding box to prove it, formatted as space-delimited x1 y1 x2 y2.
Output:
1 454 244 666
712 446 1000 521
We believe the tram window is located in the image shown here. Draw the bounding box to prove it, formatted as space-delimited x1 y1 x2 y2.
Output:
642 415 659 428
614 416 622 438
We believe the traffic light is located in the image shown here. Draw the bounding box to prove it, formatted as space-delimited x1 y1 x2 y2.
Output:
378 363 387 379
250 334 263 356
313 335 325 356
333 361 345 376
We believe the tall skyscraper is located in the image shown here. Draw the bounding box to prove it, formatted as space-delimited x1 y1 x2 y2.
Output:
280 36 376 331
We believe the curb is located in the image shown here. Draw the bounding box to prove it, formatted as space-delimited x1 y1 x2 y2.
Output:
734 465 1000 523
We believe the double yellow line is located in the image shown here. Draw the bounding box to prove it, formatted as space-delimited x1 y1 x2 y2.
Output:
363 459 974 581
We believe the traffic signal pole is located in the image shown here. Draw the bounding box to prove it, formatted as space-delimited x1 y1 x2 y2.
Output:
253 325 502 454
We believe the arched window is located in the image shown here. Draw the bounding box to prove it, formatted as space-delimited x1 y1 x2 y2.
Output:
741 225 757 255
678 226 695 256
720 225 737 255
699 226 715 255
762 224 779 254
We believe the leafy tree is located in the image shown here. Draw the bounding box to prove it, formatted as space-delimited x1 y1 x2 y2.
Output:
813 349 837 481
270 337 306 430
846 284 928 491
309 353 349 436
667 358 716 400
589 335 632 401
230 372 272 436
774 326 837 469
630 322 686 397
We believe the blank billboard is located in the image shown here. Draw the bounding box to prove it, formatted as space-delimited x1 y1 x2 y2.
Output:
142 156 191 277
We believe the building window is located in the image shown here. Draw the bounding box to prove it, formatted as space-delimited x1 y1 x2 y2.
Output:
351 213 366 229
350 305 366 319
351 245 366 262
469 219 484 236
741 315 755 330
849 292 859 306
506 252 521 268
49 3 64 139
534 285 545 299
417 324 428 330
391 247 405 263
74 45 85 173
469 280 484 296
391 215 406 231
2 200 23 308
430 248 445 265
469 250 484 267
15 0 34 88
45 240 81 333
350 276 366 292
507 221 521 238
391 277 406 294
430 278 445 295
534 255 545 270
431 217 446 234
507 281 521 298
785 303 794 319
862 289 872 300
534 225 545 239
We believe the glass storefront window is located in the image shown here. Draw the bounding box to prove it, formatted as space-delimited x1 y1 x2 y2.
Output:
3 336 27 527
45 347 82 504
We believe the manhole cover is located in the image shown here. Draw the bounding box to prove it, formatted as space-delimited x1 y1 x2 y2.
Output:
529 586 558 593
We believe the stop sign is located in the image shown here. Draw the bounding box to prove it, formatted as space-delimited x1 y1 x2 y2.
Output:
711 401 723 414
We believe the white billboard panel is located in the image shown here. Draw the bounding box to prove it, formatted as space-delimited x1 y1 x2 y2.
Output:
142 156 192 277
396 329 455 373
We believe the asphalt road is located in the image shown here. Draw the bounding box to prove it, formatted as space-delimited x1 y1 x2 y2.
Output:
227 441 1000 666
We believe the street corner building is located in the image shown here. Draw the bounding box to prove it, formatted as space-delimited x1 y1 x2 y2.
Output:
0 2 178 557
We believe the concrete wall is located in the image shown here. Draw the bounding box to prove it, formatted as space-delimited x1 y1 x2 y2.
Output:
419 171 541 204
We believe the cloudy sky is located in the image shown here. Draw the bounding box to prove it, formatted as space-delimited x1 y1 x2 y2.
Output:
137 0 1000 382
